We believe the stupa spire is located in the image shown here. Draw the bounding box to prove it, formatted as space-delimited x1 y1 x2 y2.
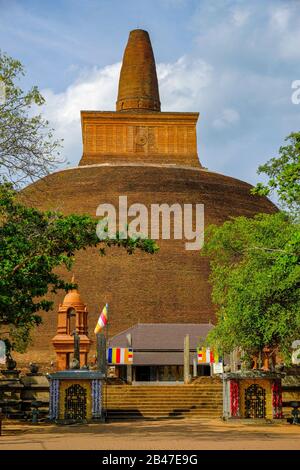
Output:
116 29 161 112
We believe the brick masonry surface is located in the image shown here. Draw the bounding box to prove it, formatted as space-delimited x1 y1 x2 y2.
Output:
18 163 276 365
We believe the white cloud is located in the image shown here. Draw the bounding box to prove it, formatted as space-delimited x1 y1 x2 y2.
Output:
41 62 121 166
268 5 300 61
231 8 250 27
213 108 240 129
43 62 121 123
270 7 291 32
277 30 300 61
158 56 213 111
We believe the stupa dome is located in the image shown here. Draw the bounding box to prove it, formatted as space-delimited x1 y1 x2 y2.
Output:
62 290 84 308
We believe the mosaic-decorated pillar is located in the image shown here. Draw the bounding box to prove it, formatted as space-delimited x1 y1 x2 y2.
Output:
91 379 102 419
49 378 60 420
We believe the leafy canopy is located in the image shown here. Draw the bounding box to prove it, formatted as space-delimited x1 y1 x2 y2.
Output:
203 213 300 357
252 131 300 219
203 132 300 363
0 51 62 185
202 212 300 362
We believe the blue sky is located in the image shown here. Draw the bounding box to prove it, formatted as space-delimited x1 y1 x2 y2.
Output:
1 0 300 192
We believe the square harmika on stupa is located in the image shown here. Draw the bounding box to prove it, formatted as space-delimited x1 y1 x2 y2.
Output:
21 29 276 364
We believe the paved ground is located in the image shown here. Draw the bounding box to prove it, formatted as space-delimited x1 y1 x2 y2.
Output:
0 418 300 450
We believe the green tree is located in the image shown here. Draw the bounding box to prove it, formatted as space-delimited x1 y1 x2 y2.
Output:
252 131 300 219
204 132 300 363
202 213 300 363
0 51 62 185
0 184 158 352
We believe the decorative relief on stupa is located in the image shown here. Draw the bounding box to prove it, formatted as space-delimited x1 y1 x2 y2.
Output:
81 116 199 166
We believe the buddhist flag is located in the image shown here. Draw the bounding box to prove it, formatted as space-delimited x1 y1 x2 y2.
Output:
206 348 212 363
197 348 205 363
197 347 217 364
107 348 133 364
94 303 108 334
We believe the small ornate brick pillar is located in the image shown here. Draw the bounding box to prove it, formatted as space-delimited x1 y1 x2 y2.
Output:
52 278 92 370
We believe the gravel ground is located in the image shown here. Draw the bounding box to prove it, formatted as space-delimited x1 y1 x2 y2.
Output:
0 418 300 450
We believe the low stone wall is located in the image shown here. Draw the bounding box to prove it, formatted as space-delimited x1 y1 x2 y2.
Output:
0 372 49 419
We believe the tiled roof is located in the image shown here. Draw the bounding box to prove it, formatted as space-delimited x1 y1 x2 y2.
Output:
108 323 214 351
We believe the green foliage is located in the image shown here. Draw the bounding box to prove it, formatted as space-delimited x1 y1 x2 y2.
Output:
252 132 300 218
8 325 33 354
205 133 300 362
0 184 158 352
202 212 300 362
0 51 63 185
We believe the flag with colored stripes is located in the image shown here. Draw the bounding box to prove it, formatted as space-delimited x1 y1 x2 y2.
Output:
197 348 204 363
197 348 211 363
94 303 108 334
107 348 133 364
197 348 220 364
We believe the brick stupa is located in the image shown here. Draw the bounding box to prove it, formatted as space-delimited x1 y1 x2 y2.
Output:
21 29 276 364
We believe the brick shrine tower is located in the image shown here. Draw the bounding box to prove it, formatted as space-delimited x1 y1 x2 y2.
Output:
52 278 92 370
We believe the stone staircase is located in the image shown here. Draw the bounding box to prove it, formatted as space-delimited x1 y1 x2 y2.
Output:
103 383 223 421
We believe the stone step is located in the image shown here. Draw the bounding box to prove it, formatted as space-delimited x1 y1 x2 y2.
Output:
105 389 223 393
106 410 222 415
106 404 221 407
107 404 221 408
104 394 222 401
105 402 223 406
103 400 223 406
103 384 222 420
106 406 222 410
105 404 223 409
105 394 223 398
103 390 222 397
106 386 222 390
106 401 222 404
106 396 221 399
106 413 221 420
106 386 222 389
105 390 222 392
